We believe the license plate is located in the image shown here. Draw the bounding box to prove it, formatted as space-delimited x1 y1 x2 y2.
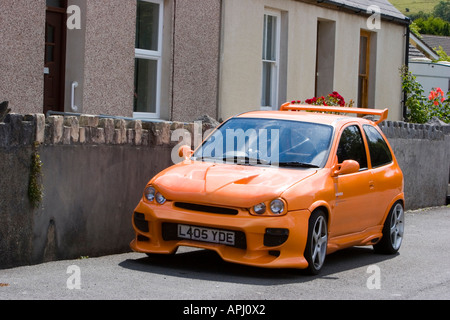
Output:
177 224 235 246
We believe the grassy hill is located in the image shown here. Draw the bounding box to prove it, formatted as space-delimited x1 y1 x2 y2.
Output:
389 0 440 15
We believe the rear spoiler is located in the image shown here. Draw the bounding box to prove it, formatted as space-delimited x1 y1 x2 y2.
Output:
280 103 389 125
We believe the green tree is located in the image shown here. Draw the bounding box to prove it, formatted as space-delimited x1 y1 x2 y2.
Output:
414 16 450 35
433 1 450 22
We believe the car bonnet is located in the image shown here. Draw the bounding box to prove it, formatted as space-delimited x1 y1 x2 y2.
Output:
152 160 318 208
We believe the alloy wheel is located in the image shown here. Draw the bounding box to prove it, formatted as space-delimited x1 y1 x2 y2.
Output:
311 215 328 270
390 202 404 251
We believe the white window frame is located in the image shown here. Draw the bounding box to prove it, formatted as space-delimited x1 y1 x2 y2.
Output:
134 0 164 119
261 9 281 111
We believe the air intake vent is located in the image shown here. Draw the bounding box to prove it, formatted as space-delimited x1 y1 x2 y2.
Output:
174 202 239 215
133 212 149 232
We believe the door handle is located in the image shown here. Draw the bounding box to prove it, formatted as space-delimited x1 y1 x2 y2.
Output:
369 180 375 190
71 81 78 112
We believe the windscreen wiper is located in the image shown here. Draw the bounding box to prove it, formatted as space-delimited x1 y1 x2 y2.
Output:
276 161 319 168
223 155 269 165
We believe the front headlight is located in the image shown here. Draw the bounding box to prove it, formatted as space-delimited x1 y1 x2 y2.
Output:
155 192 166 205
251 199 286 216
253 202 266 215
270 199 285 214
144 186 156 202
143 186 166 205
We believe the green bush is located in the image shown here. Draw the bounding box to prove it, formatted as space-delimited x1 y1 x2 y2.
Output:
400 66 450 124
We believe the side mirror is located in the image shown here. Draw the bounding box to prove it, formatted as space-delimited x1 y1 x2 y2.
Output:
178 145 193 160
332 160 360 176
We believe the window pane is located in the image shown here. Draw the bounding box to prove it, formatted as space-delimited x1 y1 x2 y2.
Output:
337 125 368 169
363 125 392 168
136 1 160 51
261 61 272 107
46 0 65 8
263 15 277 61
46 24 55 43
357 76 364 107
359 36 367 75
134 58 158 113
46 45 54 63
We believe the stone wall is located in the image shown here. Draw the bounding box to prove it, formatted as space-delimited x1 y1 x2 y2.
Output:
379 120 450 210
0 113 214 269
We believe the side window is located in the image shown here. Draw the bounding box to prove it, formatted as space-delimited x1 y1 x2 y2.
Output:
336 125 368 170
363 125 393 168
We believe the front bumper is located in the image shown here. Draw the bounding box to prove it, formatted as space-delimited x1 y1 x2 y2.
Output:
130 200 311 269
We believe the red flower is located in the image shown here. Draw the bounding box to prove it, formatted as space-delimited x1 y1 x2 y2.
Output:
303 91 348 107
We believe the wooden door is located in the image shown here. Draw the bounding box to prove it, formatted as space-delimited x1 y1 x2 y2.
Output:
44 2 67 115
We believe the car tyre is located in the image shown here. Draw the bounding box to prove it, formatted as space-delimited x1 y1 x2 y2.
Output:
304 209 328 275
373 201 404 254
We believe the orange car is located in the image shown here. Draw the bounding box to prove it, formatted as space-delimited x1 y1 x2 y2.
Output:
130 104 404 274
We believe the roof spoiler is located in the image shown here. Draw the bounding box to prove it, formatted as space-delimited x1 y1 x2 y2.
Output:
280 103 389 125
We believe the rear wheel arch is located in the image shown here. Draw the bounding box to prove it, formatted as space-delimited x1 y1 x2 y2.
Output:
381 196 405 225
374 200 405 254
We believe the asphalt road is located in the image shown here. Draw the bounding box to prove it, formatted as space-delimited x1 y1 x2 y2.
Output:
1 206 449 302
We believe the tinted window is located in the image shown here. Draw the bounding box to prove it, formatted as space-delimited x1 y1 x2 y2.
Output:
336 125 368 169
363 125 393 168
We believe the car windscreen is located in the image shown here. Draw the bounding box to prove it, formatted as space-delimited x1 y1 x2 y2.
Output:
192 117 334 168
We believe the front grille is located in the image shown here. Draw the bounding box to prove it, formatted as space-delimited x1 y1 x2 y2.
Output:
161 223 247 249
174 202 239 215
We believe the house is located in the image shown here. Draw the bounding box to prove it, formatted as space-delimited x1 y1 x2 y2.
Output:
219 0 409 121
408 32 450 96
0 0 409 122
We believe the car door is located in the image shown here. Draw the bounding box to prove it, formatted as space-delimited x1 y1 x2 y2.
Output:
362 124 399 227
330 124 375 237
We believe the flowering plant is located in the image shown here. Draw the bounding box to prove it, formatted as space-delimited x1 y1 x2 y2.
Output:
428 87 450 123
306 91 346 106
429 87 445 106
401 66 450 124
291 91 353 107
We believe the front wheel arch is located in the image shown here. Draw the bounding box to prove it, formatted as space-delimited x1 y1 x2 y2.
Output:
304 208 328 275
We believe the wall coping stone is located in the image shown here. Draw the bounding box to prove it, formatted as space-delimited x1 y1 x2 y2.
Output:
379 120 450 140
0 113 216 148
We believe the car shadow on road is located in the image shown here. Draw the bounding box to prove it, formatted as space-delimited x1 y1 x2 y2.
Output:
119 246 398 285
